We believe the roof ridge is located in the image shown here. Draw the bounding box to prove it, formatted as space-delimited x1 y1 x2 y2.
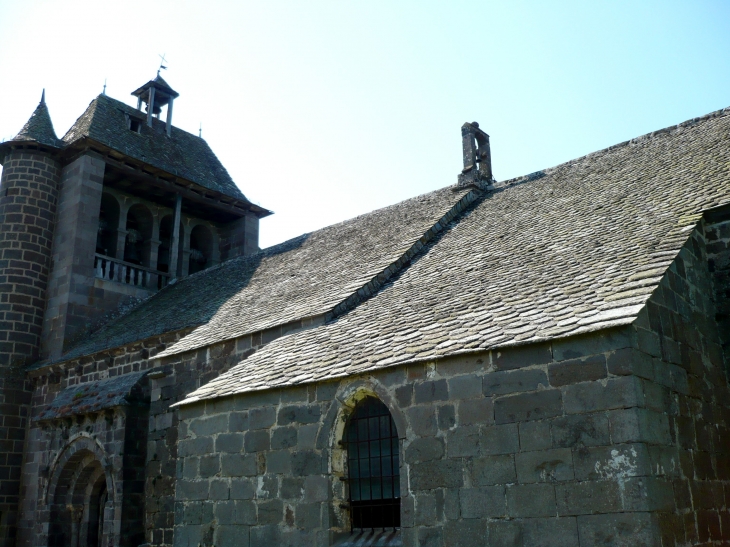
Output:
325 186 486 321
496 105 730 189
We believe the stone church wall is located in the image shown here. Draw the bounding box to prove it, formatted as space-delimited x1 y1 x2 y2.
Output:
632 217 730 545
171 219 730 547
17 312 323 547
173 327 662 547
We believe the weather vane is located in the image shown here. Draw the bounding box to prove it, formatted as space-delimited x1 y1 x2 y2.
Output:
157 53 168 76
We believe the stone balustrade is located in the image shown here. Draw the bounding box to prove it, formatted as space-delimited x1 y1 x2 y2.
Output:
94 254 170 291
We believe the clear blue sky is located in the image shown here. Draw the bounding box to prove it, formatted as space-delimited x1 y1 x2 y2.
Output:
1 1 728 248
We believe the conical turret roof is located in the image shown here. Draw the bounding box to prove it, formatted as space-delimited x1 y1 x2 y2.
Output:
13 91 63 148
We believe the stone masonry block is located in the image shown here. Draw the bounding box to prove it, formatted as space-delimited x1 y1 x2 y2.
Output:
266 450 291 474
458 398 494 426
280 477 305 500
548 355 606 387
507 483 556 517
447 426 480 457
577 512 658 547
438 405 456 430
481 424 520 455
555 480 622 515
551 413 610 448
522 517 579 547
199 455 220 478
519 420 552 451
209 479 229 500
483 369 548 396
606 347 653 379
410 460 464 490
487 520 523 546
609 408 671 445
620 477 675 512
444 519 487 547
572 443 650 481
291 451 323 476
215 433 244 453
304 475 328 502
469 455 516 486
459 486 506 518
563 376 643 414
271 426 298 450
552 328 631 361
244 430 270 452
493 342 552 371
176 480 209 501
249 406 276 429
415 379 449 404
516 448 573 483
277 404 322 425
448 374 483 400
406 405 438 436
189 414 229 437
230 478 255 500
415 493 437 526
215 525 250 547
294 502 321 529
405 437 444 463
221 454 258 477
297 423 320 449
257 498 284 525
495 389 563 424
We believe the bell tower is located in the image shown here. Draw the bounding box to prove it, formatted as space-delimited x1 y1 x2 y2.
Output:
131 74 179 136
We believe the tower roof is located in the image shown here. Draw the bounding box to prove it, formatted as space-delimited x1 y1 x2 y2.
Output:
11 91 62 148
63 94 259 205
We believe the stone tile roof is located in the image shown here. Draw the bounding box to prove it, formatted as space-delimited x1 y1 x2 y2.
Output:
52 185 474 364
62 94 247 202
10 97 63 148
35 371 147 421
181 106 730 404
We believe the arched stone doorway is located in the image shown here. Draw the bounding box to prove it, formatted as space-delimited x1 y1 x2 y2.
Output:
46 437 114 547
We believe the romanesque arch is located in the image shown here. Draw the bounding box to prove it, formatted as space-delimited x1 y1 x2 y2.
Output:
157 214 184 275
46 435 115 547
96 193 120 258
318 379 407 535
124 203 153 267
188 224 213 274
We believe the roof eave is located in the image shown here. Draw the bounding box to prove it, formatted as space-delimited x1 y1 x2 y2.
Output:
61 136 270 217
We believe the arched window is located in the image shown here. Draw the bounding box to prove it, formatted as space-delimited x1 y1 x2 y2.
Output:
189 224 213 275
344 397 400 530
96 193 120 257
124 204 153 266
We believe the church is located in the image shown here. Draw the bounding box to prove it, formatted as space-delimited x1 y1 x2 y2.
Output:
0 74 728 547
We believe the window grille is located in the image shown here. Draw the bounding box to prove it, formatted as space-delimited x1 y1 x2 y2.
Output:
343 397 400 530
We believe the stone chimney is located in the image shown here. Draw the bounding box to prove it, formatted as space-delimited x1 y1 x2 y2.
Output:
457 122 493 187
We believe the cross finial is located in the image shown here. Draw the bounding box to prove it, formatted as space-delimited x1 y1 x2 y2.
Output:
103 78 107 95
157 53 168 76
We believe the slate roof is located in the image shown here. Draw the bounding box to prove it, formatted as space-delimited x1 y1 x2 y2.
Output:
181 106 730 404
9 95 63 148
51 185 474 364
62 94 247 202
35 371 147 421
